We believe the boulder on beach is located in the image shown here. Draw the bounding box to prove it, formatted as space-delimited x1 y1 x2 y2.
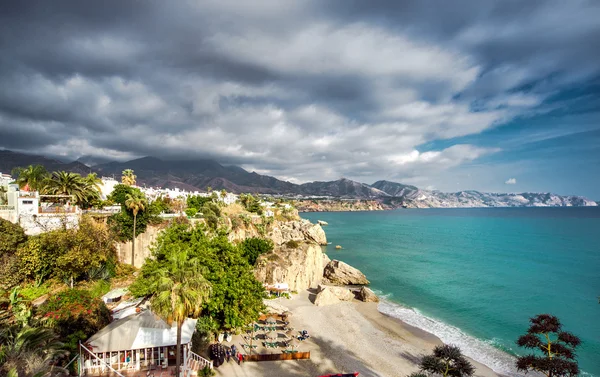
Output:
323 260 370 286
314 286 354 306
317 285 354 301
357 286 379 302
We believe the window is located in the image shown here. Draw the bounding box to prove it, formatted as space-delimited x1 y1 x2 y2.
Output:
22 200 33 204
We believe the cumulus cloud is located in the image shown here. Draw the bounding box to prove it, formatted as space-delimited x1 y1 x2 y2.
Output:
0 0 598 188
505 178 517 185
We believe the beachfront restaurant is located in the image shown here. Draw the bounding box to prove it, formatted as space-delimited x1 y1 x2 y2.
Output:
80 310 210 375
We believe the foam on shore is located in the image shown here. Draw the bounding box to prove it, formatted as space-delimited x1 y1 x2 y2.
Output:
377 298 520 377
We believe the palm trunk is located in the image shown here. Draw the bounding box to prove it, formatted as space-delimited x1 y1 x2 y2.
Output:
131 213 136 266
176 322 182 377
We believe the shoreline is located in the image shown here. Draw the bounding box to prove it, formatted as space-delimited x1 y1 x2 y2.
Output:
217 291 502 377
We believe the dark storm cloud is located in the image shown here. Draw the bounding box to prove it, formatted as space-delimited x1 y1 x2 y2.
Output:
0 0 599 190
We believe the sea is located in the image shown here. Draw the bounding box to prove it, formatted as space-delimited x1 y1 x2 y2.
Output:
302 207 600 377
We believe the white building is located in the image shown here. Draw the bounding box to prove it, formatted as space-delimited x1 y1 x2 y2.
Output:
0 172 12 187
0 184 80 235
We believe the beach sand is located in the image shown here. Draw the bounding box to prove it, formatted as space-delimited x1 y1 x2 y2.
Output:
214 290 501 377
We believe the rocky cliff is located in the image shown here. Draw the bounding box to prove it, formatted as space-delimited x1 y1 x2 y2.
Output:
254 243 325 291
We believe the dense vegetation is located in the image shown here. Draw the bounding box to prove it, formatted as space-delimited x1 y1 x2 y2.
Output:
130 223 266 332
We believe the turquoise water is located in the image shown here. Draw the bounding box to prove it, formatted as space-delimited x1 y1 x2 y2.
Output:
303 208 600 377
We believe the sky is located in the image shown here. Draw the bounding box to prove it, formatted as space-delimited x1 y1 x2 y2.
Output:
0 1 599 199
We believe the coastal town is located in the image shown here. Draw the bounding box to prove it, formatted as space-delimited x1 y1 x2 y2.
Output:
2 1 598 376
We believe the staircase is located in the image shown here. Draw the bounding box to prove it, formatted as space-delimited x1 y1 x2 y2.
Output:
186 350 213 375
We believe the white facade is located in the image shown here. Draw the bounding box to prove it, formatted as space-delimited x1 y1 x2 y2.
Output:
0 172 12 186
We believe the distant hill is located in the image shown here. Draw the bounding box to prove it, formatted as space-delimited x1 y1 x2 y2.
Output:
0 150 92 176
300 178 389 198
371 180 419 198
76 155 115 167
1 150 597 207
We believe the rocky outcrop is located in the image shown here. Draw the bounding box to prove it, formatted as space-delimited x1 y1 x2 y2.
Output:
269 219 327 246
254 244 324 291
314 287 340 306
323 260 370 286
357 287 379 302
317 285 354 301
317 220 328 226
314 286 354 306
323 253 331 266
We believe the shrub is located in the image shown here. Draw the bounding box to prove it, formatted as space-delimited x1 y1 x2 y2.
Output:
0 219 27 255
239 238 274 265
185 207 198 217
38 289 111 339
285 240 300 249
0 253 25 290
19 282 51 301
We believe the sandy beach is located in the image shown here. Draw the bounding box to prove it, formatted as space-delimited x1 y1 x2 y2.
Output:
214 290 501 377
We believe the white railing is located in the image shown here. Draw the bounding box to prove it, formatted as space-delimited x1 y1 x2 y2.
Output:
186 350 212 375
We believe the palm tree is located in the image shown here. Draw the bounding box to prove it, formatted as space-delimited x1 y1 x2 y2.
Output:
44 171 87 205
121 169 136 186
0 326 67 377
150 251 211 377
125 192 147 265
11 165 49 192
84 173 103 193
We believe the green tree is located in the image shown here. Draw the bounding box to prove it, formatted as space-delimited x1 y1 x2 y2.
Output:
131 223 265 331
11 165 49 192
239 238 274 265
516 314 581 377
125 192 147 265
55 217 117 287
0 219 27 256
146 251 211 377
419 344 475 377
0 326 67 377
121 169 136 186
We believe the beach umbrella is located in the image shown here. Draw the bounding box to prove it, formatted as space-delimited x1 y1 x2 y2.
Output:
267 331 278 340
266 316 277 324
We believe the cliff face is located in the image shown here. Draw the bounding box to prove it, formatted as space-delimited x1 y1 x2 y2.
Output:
228 218 327 246
253 243 325 291
115 224 164 267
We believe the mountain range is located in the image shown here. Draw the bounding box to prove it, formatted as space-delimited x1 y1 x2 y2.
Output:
0 150 597 207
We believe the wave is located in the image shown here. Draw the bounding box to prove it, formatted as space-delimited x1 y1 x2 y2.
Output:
377 299 520 377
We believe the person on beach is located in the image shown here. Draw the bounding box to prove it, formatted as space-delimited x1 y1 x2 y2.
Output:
237 352 243 365
226 349 231 363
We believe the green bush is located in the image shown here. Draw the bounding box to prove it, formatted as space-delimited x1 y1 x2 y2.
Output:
185 207 198 217
285 240 300 249
0 219 27 255
239 238 274 265
19 282 51 301
0 253 25 290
